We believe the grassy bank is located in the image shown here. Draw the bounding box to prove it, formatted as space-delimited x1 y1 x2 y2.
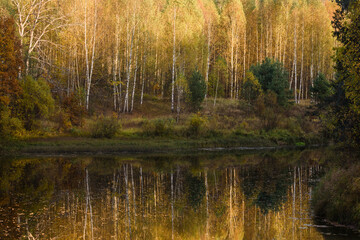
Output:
1 97 325 156
1 132 322 156
312 151 360 229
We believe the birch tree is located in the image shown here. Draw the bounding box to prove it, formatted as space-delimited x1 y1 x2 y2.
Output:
84 0 97 110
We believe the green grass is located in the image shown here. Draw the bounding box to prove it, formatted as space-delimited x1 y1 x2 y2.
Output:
1 97 326 156
0 130 324 157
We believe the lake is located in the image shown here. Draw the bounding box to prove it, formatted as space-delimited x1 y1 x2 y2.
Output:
0 149 359 239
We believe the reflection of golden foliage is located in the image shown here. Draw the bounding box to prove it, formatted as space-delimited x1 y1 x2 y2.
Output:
0 154 332 239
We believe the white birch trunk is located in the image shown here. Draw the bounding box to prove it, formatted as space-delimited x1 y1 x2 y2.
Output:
300 16 304 101
205 22 211 99
293 13 298 104
131 46 138 112
124 23 136 113
171 7 177 112
140 36 147 105
85 0 97 111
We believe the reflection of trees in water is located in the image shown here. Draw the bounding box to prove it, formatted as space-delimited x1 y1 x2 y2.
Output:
0 152 328 239
185 173 205 210
241 155 292 213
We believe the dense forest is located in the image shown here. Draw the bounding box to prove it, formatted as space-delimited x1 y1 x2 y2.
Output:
1 0 336 107
0 0 359 146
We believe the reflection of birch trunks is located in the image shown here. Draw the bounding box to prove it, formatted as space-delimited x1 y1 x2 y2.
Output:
292 167 296 240
205 170 209 239
131 165 136 225
140 167 143 218
83 168 94 240
124 164 132 238
171 170 174 240
112 170 118 239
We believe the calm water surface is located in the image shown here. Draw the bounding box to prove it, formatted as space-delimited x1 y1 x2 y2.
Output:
0 150 359 239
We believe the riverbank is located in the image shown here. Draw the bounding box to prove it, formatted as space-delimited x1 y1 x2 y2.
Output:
0 132 324 157
312 150 360 230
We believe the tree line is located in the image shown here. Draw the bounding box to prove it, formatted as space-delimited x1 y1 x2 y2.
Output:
0 0 336 114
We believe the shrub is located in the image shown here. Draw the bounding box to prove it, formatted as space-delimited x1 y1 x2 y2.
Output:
17 76 55 130
256 91 280 130
264 129 296 144
53 110 72 131
0 106 25 138
241 71 262 103
62 93 86 127
142 118 175 137
188 70 206 111
186 114 206 137
90 116 121 138
313 163 360 228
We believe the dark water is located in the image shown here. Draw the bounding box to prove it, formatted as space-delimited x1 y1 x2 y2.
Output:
0 150 359 239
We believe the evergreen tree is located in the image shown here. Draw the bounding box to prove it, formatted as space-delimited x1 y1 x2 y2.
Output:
310 73 332 106
188 70 206 111
329 0 360 144
250 58 290 106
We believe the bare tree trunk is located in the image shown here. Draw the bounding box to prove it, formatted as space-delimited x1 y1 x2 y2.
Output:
124 22 136 113
85 0 97 111
299 15 304 102
310 30 314 89
205 22 211 99
243 28 246 86
176 78 182 122
234 46 238 99
293 12 298 104
131 46 139 112
171 7 177 112
113 16 120 112
230 24 234 99
140 36 147 105
214 68 219 107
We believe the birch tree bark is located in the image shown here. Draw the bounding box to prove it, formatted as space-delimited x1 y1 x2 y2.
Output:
292 11 298 104
84 0 97 111
171 7 177 112
130 45 138 112
205 22 211 99
123 21 136 113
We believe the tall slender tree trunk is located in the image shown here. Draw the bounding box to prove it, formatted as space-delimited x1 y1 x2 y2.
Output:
293 12 298 104
124 22 136 113
300 15 304 102
214 68 219 107
171 7 177 112
230 24 234 99
141 36 147 105
131 46 138 112
85 0 97 111
205 22 211 99
310 30 314 88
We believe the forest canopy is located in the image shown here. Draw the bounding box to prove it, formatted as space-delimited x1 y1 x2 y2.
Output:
0 0 336 113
